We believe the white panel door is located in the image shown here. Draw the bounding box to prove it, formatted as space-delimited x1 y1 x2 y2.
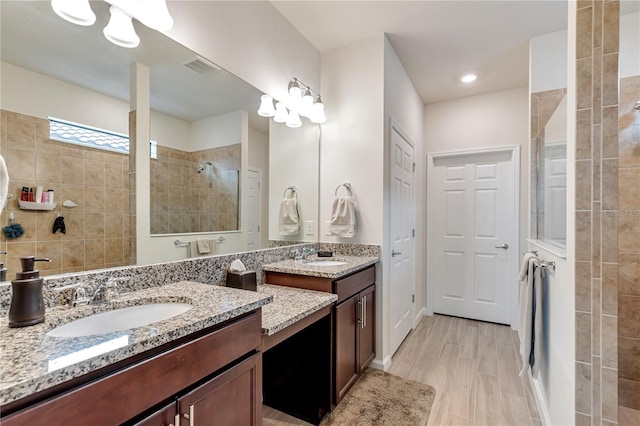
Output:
246 168 262 250
389 125 415 355
543 143 567 245
432 151 515 324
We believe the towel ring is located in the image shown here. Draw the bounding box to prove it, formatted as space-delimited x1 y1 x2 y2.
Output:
335 183 352 196
283 186 298 198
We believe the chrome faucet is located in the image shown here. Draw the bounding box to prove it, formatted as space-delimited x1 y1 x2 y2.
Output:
70 277 130 306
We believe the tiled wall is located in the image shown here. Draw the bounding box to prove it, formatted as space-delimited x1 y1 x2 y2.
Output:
0 110 131 277
530 88 567 240
574 1 620 424
617 74 640 412
150 144 240 234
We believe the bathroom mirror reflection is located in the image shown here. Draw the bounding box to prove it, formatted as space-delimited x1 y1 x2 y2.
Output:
0 0 319 278
536 95 567 248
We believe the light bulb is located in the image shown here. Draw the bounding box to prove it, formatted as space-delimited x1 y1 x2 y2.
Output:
287 80 302 112
461 74 477 83
51 0 96 26
274 102 288 123
103 6 140 48
286 110 302 128
310 97 326 124
258 95 276 117
300 89 314 118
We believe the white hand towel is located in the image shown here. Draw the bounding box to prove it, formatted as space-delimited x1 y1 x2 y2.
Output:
188 239 216 258
328 196 356 238
518 252 542 377
0 155 9 215
278 198 300 236
196 239 210 254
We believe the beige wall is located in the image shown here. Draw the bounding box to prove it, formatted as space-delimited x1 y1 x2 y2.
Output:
0 110 131 277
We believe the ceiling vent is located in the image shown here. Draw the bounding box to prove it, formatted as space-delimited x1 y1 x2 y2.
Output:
181 56 221 76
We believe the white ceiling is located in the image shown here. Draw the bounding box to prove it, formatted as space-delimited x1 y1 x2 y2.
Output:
271 1 570 104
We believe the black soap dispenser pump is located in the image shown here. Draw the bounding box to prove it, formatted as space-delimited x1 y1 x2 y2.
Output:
8 256 51 328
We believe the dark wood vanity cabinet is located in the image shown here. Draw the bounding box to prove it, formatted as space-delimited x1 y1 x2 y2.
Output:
2 310 263 426
335 278 375 403
265 264 376 405
135 354 261 426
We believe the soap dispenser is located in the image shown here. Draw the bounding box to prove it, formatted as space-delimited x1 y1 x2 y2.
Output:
8 256 51 328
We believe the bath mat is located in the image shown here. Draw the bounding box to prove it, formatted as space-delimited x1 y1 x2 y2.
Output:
321 368 436 426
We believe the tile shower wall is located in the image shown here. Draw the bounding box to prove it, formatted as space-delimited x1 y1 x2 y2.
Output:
574 1 620 424
150 144 240 234
617 74 640 412
0 110 131 277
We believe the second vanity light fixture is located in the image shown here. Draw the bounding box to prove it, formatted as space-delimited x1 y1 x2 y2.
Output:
258 78 327 127
50 0 174 48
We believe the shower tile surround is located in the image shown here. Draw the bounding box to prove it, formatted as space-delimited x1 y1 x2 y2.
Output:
617 74 640 413
573 1 627 423
0 243 379 316
150 144 240 234
0 110 132 276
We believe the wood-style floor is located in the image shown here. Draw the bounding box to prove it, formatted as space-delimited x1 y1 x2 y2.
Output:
263 314 542 426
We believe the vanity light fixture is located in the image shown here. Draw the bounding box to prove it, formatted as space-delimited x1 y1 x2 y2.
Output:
50 0 174 49
461 73 477 83
51 0 96 26
258 78 327 127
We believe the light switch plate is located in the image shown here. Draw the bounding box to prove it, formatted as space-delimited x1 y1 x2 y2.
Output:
304 220 314 236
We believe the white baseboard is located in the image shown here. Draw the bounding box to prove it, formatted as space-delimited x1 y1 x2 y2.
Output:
370 355 392 371
414 307 427 326
528 372 551 425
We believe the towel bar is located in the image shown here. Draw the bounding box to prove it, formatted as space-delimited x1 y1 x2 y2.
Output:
537 260 556 271
174 239 189 247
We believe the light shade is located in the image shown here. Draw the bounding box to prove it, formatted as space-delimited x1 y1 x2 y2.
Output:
51 0 96 26
300 89 314 118
134 0 174 31
103 6 140 49
274 102 288 123
286 110 302 128
461 73 477 83
258 95 276 117
310 97 326 124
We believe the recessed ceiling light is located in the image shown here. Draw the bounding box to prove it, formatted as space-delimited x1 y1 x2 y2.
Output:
461 74 477 83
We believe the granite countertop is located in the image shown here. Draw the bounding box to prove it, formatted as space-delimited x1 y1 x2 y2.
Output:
0 281 272 406
262 255 379 279
258 284 337 336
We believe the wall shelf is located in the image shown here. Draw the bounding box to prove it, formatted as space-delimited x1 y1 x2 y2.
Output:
18 200 57 211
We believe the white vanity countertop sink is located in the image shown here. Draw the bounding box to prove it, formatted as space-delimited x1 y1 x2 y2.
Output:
0 281 272 406
262 255 379 278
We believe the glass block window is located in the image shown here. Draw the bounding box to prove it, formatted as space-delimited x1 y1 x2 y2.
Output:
49 117 129 154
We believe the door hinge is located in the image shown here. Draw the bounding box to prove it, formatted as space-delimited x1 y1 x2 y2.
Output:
412 294 415 303
413 162 416 172
258 182 261 189
412 229 415 238
257 225 260 232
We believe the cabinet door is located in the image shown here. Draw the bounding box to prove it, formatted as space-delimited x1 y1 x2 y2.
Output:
177 354 261 426
134 401 178 426
358 285 375 371
335 295 359 403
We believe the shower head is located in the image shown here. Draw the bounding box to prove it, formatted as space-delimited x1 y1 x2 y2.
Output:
196 161 213 174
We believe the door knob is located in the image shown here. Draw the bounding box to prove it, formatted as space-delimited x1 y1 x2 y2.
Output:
495 243 509 249
391 250 402 257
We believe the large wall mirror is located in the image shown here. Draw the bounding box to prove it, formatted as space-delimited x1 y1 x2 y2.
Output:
0 0 319 278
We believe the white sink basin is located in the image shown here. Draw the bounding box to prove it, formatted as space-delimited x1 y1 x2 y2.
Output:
305 260 348 267
47 303 193 338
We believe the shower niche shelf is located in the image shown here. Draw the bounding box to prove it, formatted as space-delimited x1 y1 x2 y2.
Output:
18 201 57 211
